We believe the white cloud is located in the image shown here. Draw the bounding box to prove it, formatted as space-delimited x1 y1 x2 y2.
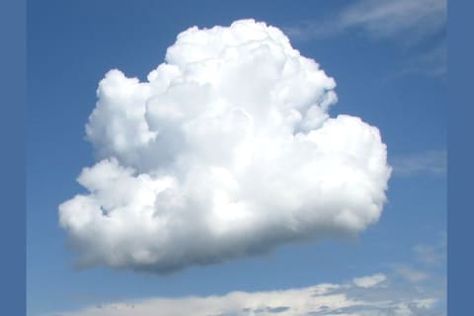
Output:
338 0 446 40
59 19 391 272
390 150 446 177
395 266 430 283
53 274 441 316
353 273 387 288
284 0 447 79
413 235 447 266
414 245 444 266
397 41 447 78
286 0 446 43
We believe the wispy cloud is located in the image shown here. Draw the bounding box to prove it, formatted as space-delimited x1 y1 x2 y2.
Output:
336 0 446 41
395 265 430 283
353 273 387 288
414 244 445 265
413 235 447 266
285 0 446 43
395 41 447 78
284 0 447 79
390 236 446 285
53 273 442 316
390 150 447 177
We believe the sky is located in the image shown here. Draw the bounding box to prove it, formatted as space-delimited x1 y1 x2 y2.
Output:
27 0 446 315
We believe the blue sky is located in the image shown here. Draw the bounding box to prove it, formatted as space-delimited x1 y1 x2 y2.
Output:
27 0 446 315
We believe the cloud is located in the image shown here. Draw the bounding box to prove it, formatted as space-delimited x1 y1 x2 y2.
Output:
353 273 387 288
414 245 444 266
390 150 446 177
395 266 430 283
336 0 446 41
413 235 447 266
53 274 441 316
284 0 447 79
286 0 446 43
59 19 391 273
398 41 447 78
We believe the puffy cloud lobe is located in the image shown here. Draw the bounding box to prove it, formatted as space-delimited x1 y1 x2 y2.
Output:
59 19 391 272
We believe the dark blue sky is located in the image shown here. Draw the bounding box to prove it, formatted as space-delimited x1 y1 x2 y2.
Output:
27 1 446 315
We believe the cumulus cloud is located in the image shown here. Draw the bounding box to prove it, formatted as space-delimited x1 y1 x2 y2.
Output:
59 19 391 272
54 274 441 316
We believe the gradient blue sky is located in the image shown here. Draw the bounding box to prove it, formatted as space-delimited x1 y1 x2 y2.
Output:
27 1 446 315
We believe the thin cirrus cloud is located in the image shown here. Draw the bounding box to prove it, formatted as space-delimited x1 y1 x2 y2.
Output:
398 41 447 77
390 237 446 285
59 19 391 273
390 150 446 177
284 0 447 78
395 265 431 283
414 243 446 266
285 0 446 42
54 273 443 316
335 0 446 41
353 273 387 288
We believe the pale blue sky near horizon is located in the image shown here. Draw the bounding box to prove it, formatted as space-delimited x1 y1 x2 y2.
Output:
27 0 446 315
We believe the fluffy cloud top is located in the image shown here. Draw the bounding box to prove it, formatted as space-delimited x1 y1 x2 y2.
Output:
59 19 391 272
